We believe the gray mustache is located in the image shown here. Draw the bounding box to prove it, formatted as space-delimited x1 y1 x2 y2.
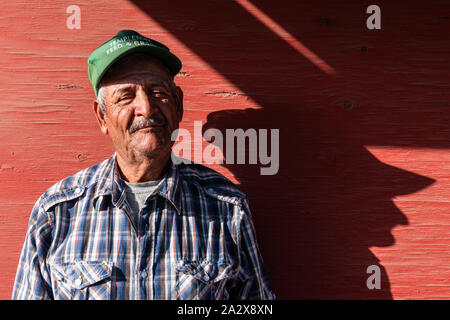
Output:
129 117 167 134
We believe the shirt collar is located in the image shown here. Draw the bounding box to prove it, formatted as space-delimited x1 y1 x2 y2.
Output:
94 153 182 215
156 157 182 215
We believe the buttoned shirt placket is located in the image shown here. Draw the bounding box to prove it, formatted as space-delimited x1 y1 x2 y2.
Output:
137 195 159 300
138 204 149 300
113 190 137 300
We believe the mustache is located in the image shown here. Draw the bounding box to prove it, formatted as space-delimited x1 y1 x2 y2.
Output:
128 117 167 134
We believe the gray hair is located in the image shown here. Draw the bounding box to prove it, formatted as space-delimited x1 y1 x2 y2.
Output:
97 85 107 116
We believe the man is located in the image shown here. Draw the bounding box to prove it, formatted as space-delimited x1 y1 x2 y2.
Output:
12 30 275 300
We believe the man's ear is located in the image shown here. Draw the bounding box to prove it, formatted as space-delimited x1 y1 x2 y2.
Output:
93 100 108 135
175 86 184 122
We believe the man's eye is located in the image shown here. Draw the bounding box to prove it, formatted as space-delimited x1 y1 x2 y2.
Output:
151 91 166 98
118 96 132 102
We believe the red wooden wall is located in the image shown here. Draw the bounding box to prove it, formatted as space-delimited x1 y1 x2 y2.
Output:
1 0 449 299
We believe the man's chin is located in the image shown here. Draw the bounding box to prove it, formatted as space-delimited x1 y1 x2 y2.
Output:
133 144 170 159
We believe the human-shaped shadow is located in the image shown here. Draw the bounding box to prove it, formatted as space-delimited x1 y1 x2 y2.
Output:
131 0 442 298
203 107 433 299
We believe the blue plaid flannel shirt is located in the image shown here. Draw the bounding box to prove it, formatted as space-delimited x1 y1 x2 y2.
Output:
12 154 275 300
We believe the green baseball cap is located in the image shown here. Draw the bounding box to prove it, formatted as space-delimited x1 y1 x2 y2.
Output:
88 30 182 96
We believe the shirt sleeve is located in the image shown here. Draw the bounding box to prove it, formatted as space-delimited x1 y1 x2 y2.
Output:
12 199 53 300
232 199 276 300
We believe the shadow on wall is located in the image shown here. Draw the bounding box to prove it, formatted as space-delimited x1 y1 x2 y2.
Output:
131 0 446 298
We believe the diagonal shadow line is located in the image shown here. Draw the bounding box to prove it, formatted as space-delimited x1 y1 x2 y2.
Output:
235 0 337 75
129 0 335 113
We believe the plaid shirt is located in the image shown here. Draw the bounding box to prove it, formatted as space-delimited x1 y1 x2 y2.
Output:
12 154 275 300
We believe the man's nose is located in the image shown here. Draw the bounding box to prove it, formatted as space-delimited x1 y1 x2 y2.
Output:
134 89 158 118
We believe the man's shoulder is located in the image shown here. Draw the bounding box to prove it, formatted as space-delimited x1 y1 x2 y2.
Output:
38 157 113 211
177 162 247 206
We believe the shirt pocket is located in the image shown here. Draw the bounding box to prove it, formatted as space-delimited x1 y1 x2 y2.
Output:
50 260 113 300
174 260 235 300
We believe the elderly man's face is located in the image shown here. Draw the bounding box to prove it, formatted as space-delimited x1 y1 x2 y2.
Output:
94 54 183 162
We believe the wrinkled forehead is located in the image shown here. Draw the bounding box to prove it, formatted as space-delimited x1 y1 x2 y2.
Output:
100 53 173 87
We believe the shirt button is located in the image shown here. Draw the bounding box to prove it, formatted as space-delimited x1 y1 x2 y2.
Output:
75 187 81 194
141 270 148 278
74 278 82 286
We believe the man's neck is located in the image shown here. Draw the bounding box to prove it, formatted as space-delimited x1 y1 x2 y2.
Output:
116 152 170 183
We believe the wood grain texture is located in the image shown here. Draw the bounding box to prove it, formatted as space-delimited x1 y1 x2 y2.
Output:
0 0 449 299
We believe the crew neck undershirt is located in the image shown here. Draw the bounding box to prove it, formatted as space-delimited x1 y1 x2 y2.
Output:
121 178 163 228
